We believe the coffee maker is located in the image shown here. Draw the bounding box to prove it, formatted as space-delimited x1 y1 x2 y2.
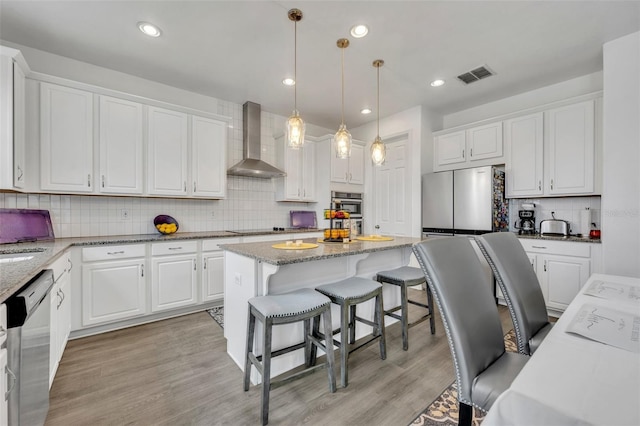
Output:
515 206 536 235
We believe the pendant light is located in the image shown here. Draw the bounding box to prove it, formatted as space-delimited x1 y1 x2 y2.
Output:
286 8 305 149
334 38 352 159
371 59 386 166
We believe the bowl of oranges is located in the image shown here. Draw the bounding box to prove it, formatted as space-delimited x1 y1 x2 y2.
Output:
154 215 179 235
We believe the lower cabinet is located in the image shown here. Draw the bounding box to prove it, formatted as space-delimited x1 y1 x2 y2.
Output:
150 241 198 312
81 244 146 326
202 238 241 302
48 251 72 388
519 239 599 314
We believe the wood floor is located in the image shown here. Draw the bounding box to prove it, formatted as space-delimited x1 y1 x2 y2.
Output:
46 291 512 426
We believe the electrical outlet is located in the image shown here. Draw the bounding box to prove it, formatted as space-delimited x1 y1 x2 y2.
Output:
121 209 129 220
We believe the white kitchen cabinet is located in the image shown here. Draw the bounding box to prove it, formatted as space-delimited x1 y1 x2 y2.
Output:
546 100 595 195
48 252 71 388
147 106 189 196
505 112 544 197
40 82 94 192
519 238 598 314
0 47 27 191
81 244 146 326
191 115 227 198
151 241 198 312
202 238 241 302
434 122 503 171
0 304 7 426
99 96 144 194
275 135 317 202
331 141 364 185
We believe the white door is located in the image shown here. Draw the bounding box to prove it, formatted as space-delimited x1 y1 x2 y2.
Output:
349 143 365 184
505 112 544 197
541 254 590 310
330 140 349 183
284 146 302 200
373 137 410 236
301 142 316 201
147 106 188 196
467 121 503 162
151 254 198 312
99 96 143 194
13 60 26 188
40 83 94 192
191 115 227 198
546 100 595 195
434 130 466 167
202 251 224 302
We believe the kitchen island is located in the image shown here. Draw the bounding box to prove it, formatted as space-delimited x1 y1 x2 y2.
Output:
220 236 423 382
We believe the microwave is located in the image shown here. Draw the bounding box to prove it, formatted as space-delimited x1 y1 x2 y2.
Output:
331 191 362 218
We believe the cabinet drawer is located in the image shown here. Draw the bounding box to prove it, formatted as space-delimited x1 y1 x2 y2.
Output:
202 238 241 252
47 251 70 283
151 240 198 256
82 244 145 262
519 239 591 257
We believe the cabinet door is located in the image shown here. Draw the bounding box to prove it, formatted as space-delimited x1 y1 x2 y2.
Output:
0 348 7 425
57 270 71 364
467 122 503 161
147 106 188 196
505 113 544 197
349 143 364 184
301 143 316 200
13 60 26 188
99 96 143 194
192 115 227 198
82 259 146 326
330 141 349 183
202 251 224 302
434 130 466 167
547 100 595 195
151 254 197 312
40 82 94 192
49 279 59 388
541 254 590 311
284 146 302 199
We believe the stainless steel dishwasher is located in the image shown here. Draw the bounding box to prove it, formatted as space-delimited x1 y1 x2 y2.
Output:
6 269 54 426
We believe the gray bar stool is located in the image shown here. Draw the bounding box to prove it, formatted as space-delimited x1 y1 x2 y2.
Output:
375 266 435 350
315 277 386 388
244 288 336 426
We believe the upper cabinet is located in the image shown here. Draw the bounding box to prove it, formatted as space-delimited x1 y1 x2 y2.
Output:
275 135 317 202
505 99 597 198
40 82 94 192
99 95 144 194
434 121 503 171
191 115 227 198
147 106 189 196
331 140 364 185
0 47 28 191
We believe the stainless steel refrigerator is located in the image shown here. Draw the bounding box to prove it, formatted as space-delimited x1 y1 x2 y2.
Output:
421 166 509 237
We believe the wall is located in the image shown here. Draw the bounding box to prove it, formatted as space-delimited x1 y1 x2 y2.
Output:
508 197 601 236
602 31 640 277
0 41 333 238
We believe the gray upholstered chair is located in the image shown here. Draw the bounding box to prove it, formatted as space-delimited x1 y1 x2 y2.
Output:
475 232 553 356
412 238 529 426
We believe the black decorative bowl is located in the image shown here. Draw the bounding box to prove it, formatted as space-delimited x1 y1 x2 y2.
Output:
154 215 179 234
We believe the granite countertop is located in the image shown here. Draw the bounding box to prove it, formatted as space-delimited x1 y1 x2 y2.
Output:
516 233 601 243
220 236 423 266
0 228 321 303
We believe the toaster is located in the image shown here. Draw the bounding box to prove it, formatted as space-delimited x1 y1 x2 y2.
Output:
540 219 571 236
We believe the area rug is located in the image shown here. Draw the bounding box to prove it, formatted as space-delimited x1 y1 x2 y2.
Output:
207 306 224 328
409 329 518 426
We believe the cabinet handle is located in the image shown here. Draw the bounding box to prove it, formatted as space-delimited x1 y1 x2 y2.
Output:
68 257 73 271
462 149 465 159
107 250 125 255
298 188 300 197
531 246 547 249
168 247 183 251
16 165 23 180
544 260 547 272
303 189 306 197
193 259 196 270
56 289 63 310
204 261 207 270
60 287 66 304
550 179 554 190
538 180 542 191
349 173 352 182
87 174 91 187
470 148 473 157
101 175 105 188
140 264 144 277
194 182 197 192
6 366 17 398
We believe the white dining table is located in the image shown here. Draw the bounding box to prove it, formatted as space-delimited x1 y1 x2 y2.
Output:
484 273 640 426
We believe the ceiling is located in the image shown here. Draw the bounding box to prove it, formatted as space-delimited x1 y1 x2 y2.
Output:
1 1 639 129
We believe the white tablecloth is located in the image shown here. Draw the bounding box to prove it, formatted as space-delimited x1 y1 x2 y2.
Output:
484 273 640 426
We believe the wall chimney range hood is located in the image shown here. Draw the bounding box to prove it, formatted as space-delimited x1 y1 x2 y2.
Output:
227 101 286 178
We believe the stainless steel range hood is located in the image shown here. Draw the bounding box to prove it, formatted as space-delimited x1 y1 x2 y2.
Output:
227 101 286 178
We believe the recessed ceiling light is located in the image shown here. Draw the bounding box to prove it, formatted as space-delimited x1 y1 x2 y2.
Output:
430 79 445 87
350 24 369 38
361 108 372 114
138 22 162 37
282 78 295 86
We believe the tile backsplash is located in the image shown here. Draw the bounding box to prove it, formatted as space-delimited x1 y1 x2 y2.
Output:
0 100 316 239
508 196 601 235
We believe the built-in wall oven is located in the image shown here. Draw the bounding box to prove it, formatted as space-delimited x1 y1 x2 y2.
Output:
331 191 363 235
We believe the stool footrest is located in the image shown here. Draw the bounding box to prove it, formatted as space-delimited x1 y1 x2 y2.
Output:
408 300 429 309
408 313 432 329
354 316 377 329
270 363 328 390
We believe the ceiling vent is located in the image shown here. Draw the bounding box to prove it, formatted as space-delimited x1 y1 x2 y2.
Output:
457 65 495 85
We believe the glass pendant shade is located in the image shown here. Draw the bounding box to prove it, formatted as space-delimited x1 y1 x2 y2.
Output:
334 124 352 159
371 135 386 165
286 110 305 149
